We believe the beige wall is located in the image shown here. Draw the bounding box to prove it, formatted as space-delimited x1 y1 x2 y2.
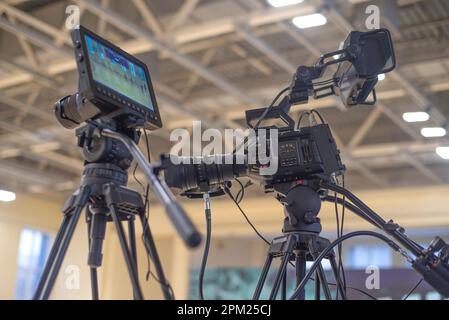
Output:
0 192 184 300
0 193 94 299
1 185 449 299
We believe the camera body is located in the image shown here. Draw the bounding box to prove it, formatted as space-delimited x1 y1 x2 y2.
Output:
163 115 346 193
261 124 345 190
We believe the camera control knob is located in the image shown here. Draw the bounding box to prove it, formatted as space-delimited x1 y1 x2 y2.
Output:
304 211 317 224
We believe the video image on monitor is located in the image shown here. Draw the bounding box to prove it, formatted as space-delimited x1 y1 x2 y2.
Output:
84 34 154 111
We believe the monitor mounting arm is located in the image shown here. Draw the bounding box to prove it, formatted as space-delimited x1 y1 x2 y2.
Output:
279 44 373 114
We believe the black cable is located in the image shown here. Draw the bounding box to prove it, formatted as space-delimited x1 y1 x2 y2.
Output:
132 162 146 193
334 189 342 300
324 193 434 300
403 279 424 300
252 86 290 129
308 277 378 300
140 129 153 283
323 182 425 256
131 146 152 282
199 196 212 300
326 193 405 300
297 111 310 130
326 192 427 301
234 178 245 204
324 196 382 229
320 172 345 301
225 187 270 245
289 231 402 300
339 177 348 293
297 110 326 130
334 176 347 299
139 129 174 296
310 109 326 124
233 86 290 155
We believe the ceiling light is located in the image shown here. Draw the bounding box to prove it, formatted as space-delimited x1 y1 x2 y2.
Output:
436 147 449 160
267 0 304 7
292 14 327 29
421 127 447 138
402 112 430 123
378 73 385 81
0 190 16 202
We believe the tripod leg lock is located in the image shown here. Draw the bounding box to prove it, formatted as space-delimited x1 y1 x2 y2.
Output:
103 183 119 207
62 185 91 215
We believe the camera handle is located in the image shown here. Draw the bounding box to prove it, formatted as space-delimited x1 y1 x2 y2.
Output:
101 128 202 249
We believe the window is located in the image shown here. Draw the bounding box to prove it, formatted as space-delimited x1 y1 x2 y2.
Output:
15 228 53 300
347 245 392 269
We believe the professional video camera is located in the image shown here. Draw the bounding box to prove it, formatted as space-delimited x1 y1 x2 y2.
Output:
34 25 200 301
162 112 346 193
159 29 449 300
161 29 395 194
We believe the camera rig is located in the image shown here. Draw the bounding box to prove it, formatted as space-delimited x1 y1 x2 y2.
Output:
34 25 200 300
50 25 200 248
159 28 449 299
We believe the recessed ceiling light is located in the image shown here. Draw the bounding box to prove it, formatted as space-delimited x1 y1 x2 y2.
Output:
378 73 385 81
0 190 16 202
436 147 449 160
267 0 304 8
402 112 430 123
421 127 447 138
292 14 327 29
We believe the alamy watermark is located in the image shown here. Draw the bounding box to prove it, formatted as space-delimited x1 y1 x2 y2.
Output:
65 5 80 30
169 121 279 176
365 265 381 290
365 5 381 30
65 265 81 290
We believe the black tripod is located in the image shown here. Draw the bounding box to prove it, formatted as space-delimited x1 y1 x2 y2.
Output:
253 185 347 300
33 124 173 300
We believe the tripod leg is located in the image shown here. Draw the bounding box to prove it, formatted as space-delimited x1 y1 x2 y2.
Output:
128 216 140 300
108 203 144 300
316 264 333 300
308 238 333 300
140 213 173 300
315 271 321 300
86 212 100 300
90 268 99 300
40 186 90 300
329 254 347 300
253 254 274 300
269 252 291 300
33 214 71 300
128 217 138 274
281 272 287 300
295 252 307 300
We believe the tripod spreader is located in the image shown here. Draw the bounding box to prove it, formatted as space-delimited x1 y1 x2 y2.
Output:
101 128 201 248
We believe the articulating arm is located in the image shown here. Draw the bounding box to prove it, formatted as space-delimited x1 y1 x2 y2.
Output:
322 182 449 298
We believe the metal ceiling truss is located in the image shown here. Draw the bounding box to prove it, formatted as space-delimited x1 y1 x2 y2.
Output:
0 0 447 193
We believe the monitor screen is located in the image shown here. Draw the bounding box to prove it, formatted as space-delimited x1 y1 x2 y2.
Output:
84 34 154 111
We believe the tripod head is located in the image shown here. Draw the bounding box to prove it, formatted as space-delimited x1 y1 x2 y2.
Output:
275 182 323 235
75 120 139 171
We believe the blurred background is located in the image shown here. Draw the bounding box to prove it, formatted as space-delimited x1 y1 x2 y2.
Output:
0 0 449 300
